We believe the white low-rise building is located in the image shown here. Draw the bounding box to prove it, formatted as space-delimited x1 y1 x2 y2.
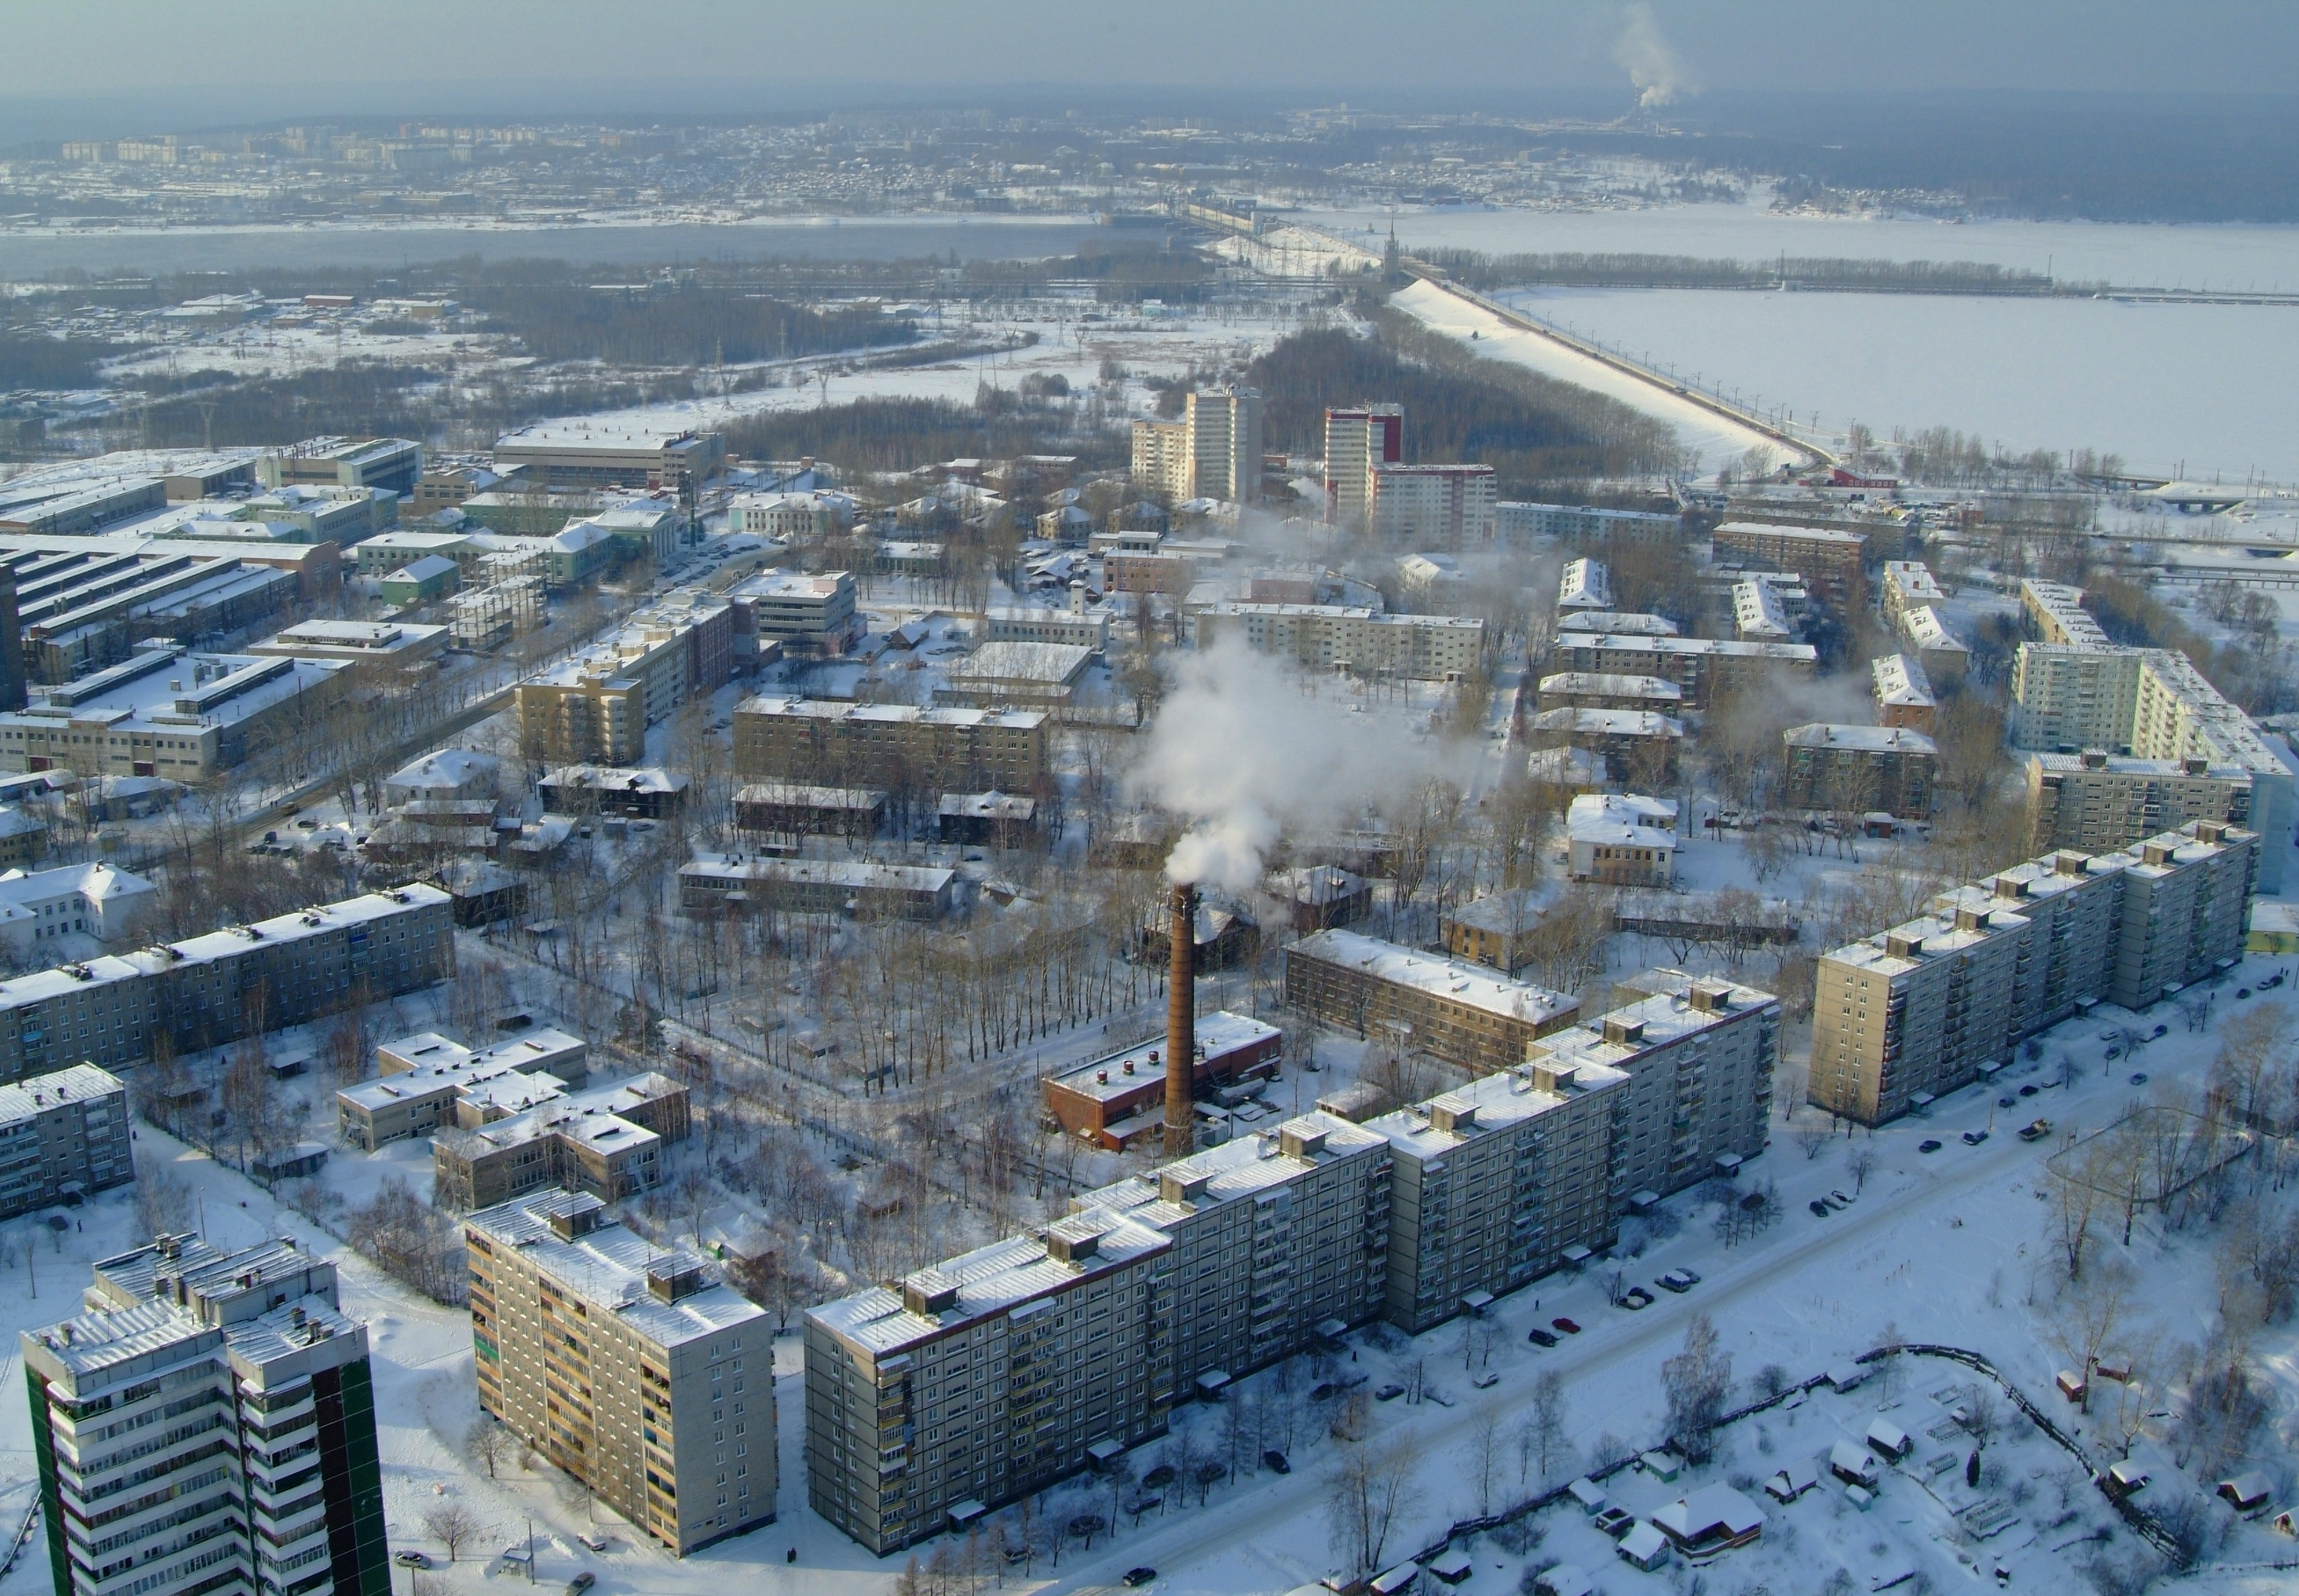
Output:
1556 558 1614 612
0 861 155 954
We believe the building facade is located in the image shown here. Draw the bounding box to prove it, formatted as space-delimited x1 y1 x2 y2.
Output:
433 1072 689 1212
23 1235 390 1596
0 1063 132 1218
1872 653 1936 733
733 697 1047 794
1367 1058 1626 1333
516 590 732 764
1285 928 1579 1074
1782 723 1937 819
466 1191 774 1557
1808 821 2257 1124
1189 603 1485 680
0 884 452 1085
1712 522 1867 613
1370 464 1497 548
2027 751 2253 858
1324 405 1403 527
1534 972 1778 1202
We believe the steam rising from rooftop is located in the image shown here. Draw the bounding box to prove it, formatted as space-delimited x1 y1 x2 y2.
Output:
1128 638 1450 894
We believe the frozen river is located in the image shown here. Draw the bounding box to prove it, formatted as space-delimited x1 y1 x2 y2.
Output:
1490 284 2299 484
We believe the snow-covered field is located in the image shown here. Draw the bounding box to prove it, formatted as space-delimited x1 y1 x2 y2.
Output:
1490 284 2299 486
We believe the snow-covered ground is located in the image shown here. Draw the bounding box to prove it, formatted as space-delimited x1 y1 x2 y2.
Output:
1390 278 1785 475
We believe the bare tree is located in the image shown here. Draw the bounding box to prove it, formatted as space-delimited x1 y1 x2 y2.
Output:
465 1418 513 1481
1846 1143 1878 1196
2044 1252 2137 1413
1324 1435 1426 1582
1661 1314 1732 1463
421 1502 483 1563
1467 1403 1504 1517
133 1163 193 1241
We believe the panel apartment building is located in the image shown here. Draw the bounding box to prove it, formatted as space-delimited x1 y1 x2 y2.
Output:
23 1234 389 1596
1365 1057 1626 1332
1370 464 1497 548
433 1071 689 1211
516 589 733 765
2027 750 2253 858
1808 820 2257 1125
1782 723 1938 819
466 1191 773 1557
1546 632 1817 712
1712 521 1868 613
1324 405 1402 527
2011 577 2291 887
1530 972 1778 1204
0 883 452 1085
733 696 1048 795
0 1063 132 1218
1189 603 1486 680
1130 389 1263 504
1284 929 1580 1074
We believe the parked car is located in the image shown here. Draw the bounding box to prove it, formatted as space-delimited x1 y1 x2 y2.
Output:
2018 1119 2053 1142
1658 1269 1698 1293
1375 1383 1406 1401
576 1534 611 1553
1829 1189 1856 1207
1997 1095 2015 1108
1124 1569 1158 1588
566 1575 596 1596
1552 1317 1582 1335
1263 1450 1291 1474
1962 1129 1989 1146
394 1553 430 1570
2129 1072 2149 1086
1142 1464 1177 1489
2018 1083 2040 1097
1810 1199 1833 1216
1527 1327 1559 1348
1620 1286 1655 1309
1918 1139 1943 1154
1472 1371 1500 1389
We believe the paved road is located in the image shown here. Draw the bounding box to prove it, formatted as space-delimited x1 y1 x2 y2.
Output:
1027 1103 2068 1595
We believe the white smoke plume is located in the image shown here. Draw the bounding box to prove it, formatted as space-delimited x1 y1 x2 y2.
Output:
1128 639 1452 895
1614 2 1694 110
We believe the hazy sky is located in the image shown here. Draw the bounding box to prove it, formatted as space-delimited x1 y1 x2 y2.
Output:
5 1 2296 115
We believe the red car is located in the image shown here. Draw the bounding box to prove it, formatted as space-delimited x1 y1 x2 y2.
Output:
1551 1317 1582 1335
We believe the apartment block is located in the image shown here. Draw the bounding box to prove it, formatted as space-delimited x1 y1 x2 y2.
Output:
1441 889 1549 976
1732 579 1794 642
1324 405 1402 526
2027 751 2253 858
466 1191 773 1557
1528 708 1683 779
1872 653 1936 733
1532 973 1777 1203
1370 464 1497 548
335 1028 589 1150
1880 561 1946 630
0 883 452 1085
2020 578 2111 647
1902 605 1969 686
516 589 732 765
1782 723 1937 819
1565 793 1680 886
1545 632 1816 712
1285 928 1579 1074
1498 502 1679 552
805 1207 1175 1554
1187 388 1263 504
1076 1111 1393 1401
0 1064 131 1218
23 1233 389 1596
2008 606 2292 885
1367 1058 1627 1333
1189 602 1486 680
432 1071 689 1211
1713 522 1867 613
1808 820 2257 1124
733 697 1048 793
1536 672 1684 715
678 854 962 920
1556 558 1613 612
1130 419 1192 501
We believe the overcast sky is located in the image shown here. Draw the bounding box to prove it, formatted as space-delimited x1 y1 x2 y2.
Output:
5 1 2296 121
